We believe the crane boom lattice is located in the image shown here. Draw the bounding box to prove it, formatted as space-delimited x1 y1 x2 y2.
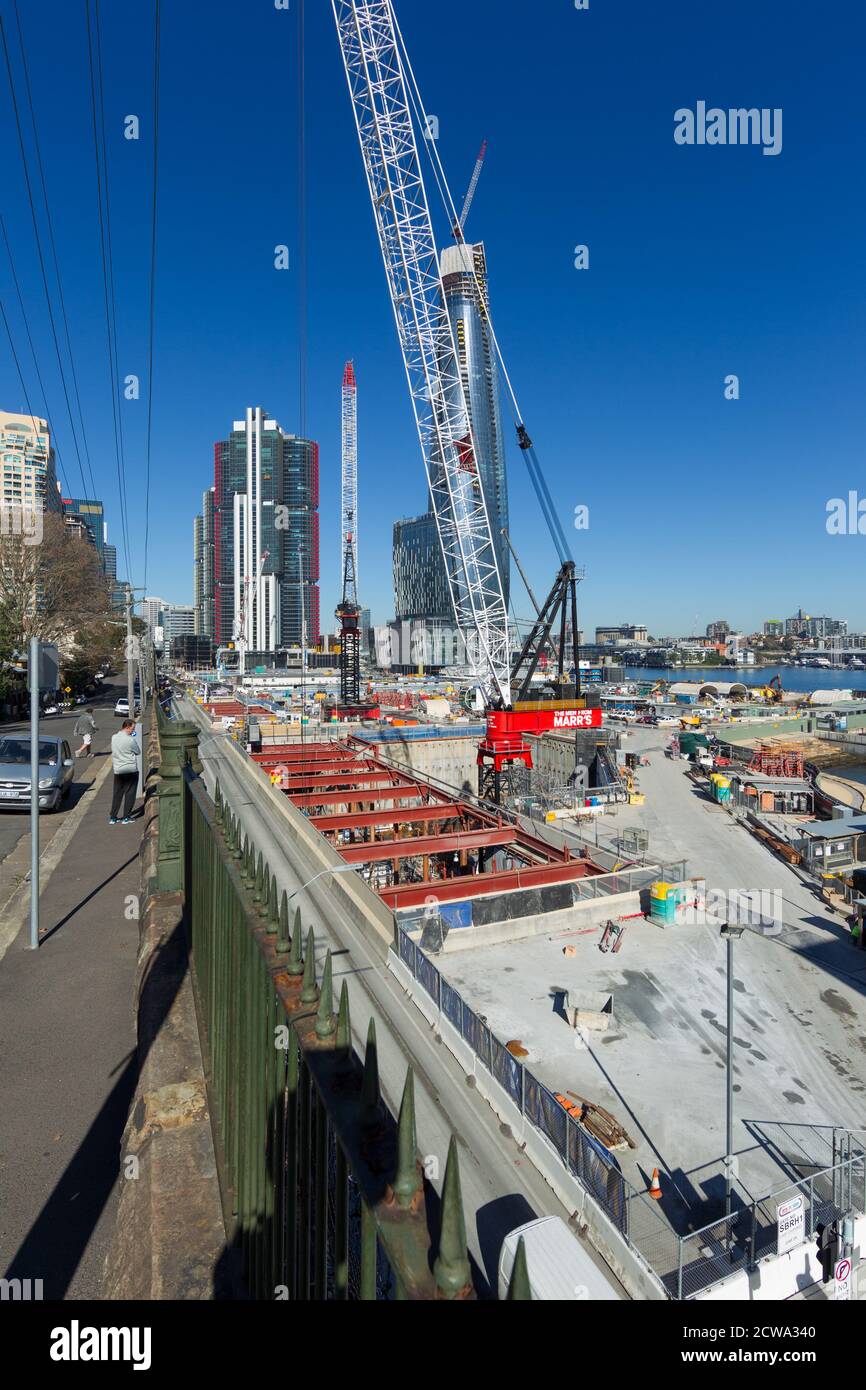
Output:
332 0 511 705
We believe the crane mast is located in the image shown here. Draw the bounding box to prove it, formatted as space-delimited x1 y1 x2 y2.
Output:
332 0 511 706
341 360 358 604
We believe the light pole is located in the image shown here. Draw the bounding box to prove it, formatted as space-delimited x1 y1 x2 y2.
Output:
720 922 745 1225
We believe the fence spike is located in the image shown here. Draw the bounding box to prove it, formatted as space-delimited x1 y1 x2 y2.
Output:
506 1236 532 1300
267 874 279 935
239 835 250 883
261 866 272 919
253 852 264 906
336 980 352 1072
315 950 335 1038
434 1137 471 1298
300 926 319 1004
287 906 304 977
361 1017 381 1124
393 1068 420 1209
276 890 290 953
214 779 223 826
232 815 243 861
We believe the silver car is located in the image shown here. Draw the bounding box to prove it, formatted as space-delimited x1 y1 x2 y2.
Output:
0 735 75 812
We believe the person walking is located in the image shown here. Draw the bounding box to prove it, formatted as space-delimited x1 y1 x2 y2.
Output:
73 707 98 758
110 718 140 825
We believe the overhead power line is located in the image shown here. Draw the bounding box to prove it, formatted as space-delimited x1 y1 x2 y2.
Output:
85 0 132 585
0 213 71 495
142 0 161 593
12 0 98 505
0 14 90 503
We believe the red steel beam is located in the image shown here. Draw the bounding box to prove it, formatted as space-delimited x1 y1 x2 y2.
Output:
378 858 598 908
310 803 480 832
339 827 514 864
289 786 436 810
277 768 414 791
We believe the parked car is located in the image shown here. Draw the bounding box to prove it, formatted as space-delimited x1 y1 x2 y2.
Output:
42 704 60 717
0 735 74 812
114 697 141 718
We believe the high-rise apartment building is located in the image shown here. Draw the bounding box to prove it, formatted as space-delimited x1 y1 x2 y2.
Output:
213 409 319 653
0 411 61 514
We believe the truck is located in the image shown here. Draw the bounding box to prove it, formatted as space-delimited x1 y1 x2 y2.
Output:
497 1215 619 1301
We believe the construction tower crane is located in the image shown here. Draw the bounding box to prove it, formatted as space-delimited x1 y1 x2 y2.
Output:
454 139 487 241
333 0 511 707
340 361 358 601
333 0 599 801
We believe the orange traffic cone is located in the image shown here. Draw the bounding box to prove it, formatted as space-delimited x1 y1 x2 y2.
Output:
649 1168 663 1200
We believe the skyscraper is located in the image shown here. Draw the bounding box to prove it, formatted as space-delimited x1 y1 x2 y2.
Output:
193 487 215 638
0 411 61 514
213 409 319 654
391 240 510 625
439 240 509 606
61 497 106 569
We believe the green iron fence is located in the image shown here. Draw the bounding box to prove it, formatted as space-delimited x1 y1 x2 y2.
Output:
150 690 534 1300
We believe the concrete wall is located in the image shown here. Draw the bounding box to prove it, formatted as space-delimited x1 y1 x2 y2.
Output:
362 733 477 795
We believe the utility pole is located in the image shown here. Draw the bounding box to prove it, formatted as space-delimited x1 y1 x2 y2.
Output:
720 923 745 1232
29 636 39 951
125 584 135 718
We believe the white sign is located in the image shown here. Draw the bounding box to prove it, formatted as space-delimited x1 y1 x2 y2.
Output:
552 709 598 729
834 1257 851 1300
776 1194 805 1255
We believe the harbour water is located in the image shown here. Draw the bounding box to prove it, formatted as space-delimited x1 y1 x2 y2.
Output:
624 666 866 695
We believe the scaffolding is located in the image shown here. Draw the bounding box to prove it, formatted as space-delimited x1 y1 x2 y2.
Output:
747 742 805 779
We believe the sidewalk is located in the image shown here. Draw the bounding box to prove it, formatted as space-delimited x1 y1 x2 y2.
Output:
0 727 145 1299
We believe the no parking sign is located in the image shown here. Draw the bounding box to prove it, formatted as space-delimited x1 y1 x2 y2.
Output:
834 1257 852 1300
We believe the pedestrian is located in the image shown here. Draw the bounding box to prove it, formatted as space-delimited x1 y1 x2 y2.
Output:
109 717 140 825
73 707 98 758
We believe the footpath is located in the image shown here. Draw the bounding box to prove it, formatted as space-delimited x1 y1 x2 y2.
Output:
0 710 145 1299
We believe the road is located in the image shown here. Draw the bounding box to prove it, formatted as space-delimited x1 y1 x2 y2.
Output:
186 703 628 1299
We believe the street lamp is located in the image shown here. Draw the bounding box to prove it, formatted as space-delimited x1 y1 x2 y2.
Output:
720 922 746 1226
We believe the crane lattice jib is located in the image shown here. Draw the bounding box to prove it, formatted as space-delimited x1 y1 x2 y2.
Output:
332 0 511 705
341 361 358 605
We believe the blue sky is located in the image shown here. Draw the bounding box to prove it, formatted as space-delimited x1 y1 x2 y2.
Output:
1 0 864 636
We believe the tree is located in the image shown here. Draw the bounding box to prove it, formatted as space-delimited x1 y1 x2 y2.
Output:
0 514 115 698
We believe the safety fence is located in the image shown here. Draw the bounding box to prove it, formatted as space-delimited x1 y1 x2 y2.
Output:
397 926 634 1245
674 1147 866 1300
396 924 866 1300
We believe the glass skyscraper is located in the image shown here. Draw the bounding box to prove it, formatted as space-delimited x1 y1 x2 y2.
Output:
212 410 319 653
391 240 510 625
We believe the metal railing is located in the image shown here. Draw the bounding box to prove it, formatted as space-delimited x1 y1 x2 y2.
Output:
147 691 541 1300
396 927 639 1247
675 1148 866 1300
396 924 866 1301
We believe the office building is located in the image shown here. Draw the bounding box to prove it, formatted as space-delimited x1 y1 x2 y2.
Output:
193 488 215 639
213 408 320 653
0 411 61 515
784 609 848 639
763 620 783 638
61 497 105 568
393 512 453 624
596 624 649 646
162 604 196 647
103 542 117 581
705 619 731 640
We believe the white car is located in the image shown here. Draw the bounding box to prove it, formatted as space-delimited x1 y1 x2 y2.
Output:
114 697 141 718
